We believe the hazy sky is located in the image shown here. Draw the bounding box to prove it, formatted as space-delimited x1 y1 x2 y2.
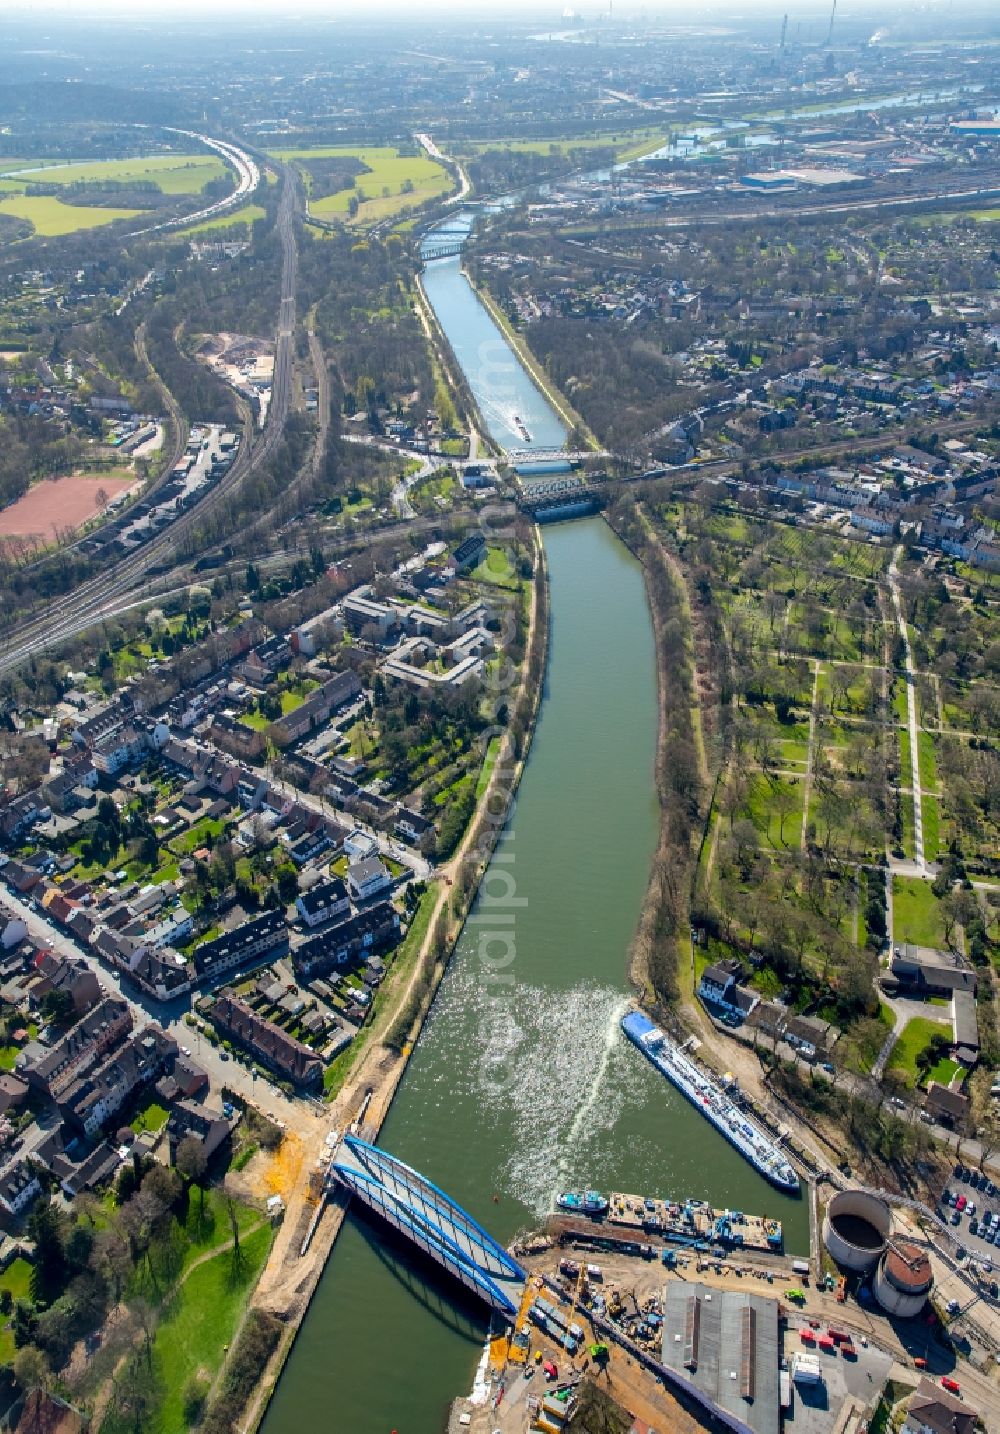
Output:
0 0 939 17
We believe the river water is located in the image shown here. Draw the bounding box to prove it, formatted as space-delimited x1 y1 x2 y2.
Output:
263 241 808 1434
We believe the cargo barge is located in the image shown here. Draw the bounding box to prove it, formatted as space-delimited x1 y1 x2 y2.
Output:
621 1010 800 1194
552 1189 783 1252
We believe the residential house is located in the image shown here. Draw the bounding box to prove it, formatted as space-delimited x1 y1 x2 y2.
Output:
449 532 487 573
296 878 350 929
887 945 977 998
953 991 980 1067
903 1378 978 1434
166 1099 231 1163
783 1014 839 1061
395 807 432 845
0 1160 42 1219
30 950 101 1013
346 857 392 903
209 713 266 762
924 1082 969 1128
0 792 47 849
696 959 760 1024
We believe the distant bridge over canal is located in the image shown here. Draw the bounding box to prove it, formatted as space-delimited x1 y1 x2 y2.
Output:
518 482 605 521
422 239 467 260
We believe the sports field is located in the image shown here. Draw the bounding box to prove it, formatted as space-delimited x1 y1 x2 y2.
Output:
0 153 227 194
0 473 134 542
269 145 452 225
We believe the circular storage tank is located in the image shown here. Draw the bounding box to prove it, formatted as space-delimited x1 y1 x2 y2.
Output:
874 1239 933 1319
823 1191 891 1272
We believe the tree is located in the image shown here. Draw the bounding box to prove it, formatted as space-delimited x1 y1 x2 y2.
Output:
773 783 798 846
28 1199 67 1305
175 1136 208 1216
13 1345 48 1393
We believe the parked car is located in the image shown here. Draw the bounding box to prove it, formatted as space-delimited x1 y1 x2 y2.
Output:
951 1211 962 1225
940 1377 961 1395
956 1195 967 1213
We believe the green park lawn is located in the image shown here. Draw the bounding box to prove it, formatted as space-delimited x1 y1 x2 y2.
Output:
475 735 502 800
886 1015 952 1088
130 1099 170 1135
892 876 946 948
472 545 521 590
146 1221 271 1434
922 795 940 861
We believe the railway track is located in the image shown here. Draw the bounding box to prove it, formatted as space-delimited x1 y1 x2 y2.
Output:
0 162 298 675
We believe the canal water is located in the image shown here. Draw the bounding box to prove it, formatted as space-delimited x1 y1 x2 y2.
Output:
263 242 809 1434
422 215 567 453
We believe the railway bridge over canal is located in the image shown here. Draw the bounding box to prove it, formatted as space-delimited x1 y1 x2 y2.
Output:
328 1134 527 1317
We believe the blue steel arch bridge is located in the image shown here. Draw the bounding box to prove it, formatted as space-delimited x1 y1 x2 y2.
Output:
329 1134 526 1317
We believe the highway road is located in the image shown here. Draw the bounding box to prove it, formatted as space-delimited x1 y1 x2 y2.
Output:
132 128 260 236
0 158 298 676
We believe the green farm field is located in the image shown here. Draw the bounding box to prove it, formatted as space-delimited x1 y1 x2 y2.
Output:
269 145 451 225
2 153 227 194
0 194 140 235
181 203 267 234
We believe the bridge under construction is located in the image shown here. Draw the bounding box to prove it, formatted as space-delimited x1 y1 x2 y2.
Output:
328 1134 527 1317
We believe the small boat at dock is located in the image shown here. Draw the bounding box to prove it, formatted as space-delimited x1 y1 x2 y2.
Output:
556 1190 608 1216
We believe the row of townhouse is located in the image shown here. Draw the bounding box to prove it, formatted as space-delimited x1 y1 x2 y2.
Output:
60 1026 177 1139
209 991 323 1089
191 908 289 987
17 996 134 1100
